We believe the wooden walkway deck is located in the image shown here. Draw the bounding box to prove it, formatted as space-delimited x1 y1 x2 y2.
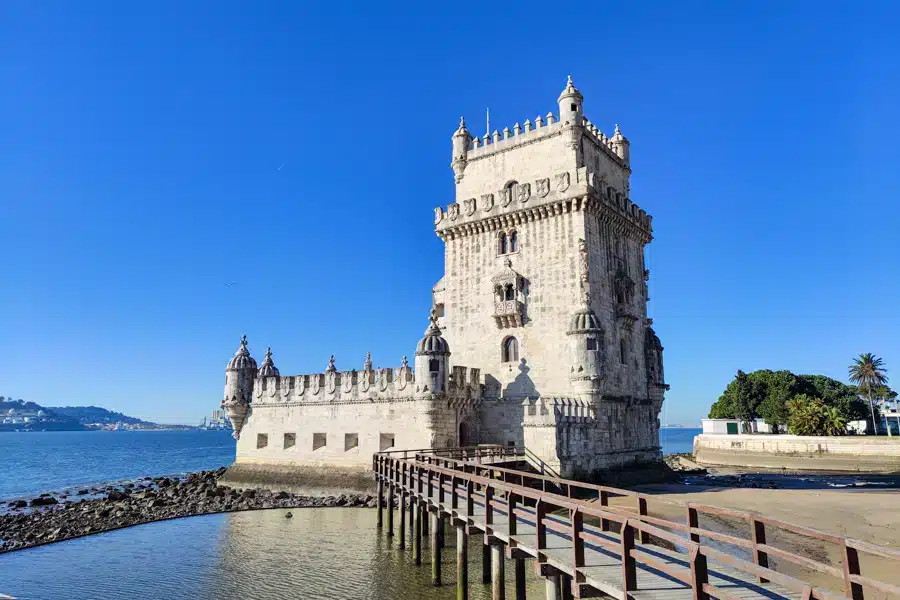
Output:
374 448 900 600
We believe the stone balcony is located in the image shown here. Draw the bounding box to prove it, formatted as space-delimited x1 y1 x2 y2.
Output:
493 299 524 328
615 301 640 322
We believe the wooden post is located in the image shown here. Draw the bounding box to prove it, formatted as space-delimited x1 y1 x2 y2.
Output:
514 557 526 600
457 523 469 600
561 574 573 600
409 492 415 539
423 503 430 536
438 513 445 550
399 490 406 549
386 484 394 537
414 500 422 566
376 478 384 528
686 504 700 543
508 492 518 536
536 500 548 551
431 511 442 586
620 519 637 592
571 508 584 591
545 573 560 600
750 518 769 584
599 490 610 532
689 546 709 600
842 541 865 600
637 496 650 544
491 544 506 600
482 543 492 584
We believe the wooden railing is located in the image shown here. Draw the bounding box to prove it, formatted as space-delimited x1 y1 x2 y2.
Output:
374 449 900 600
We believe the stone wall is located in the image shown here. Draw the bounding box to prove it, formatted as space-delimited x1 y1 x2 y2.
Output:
693 434 900 473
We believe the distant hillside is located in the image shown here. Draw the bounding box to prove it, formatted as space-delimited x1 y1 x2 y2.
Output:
0 397 190 431
47 405 156 426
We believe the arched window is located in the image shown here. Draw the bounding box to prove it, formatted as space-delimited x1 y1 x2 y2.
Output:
429 358 439 373
504 283 514 301
509 231 518 252
499 232 508 255
502 337 519 363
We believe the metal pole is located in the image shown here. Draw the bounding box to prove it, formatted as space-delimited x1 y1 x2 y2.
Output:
376 479 383 528
386 484 394 537
514 557 526 600
482 542 491 584
399 490 406 549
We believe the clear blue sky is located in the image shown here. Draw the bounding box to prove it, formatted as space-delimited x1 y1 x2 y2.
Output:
2 2 898 425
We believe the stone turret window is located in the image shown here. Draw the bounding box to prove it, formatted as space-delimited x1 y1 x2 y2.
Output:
504 284 514 301
509 231 518 253
429 358 439 373
620 338 627 364
502 336 519 363
587 337 598 351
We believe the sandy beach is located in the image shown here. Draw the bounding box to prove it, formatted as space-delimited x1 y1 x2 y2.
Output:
630 481 900 598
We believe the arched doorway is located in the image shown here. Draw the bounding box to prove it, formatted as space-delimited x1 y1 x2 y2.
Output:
458 421 470 447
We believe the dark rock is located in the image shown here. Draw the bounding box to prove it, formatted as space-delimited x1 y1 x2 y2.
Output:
107 490 129 502
30 497 59 507
8 500 27 509
76 489 90 495
285 511 292 518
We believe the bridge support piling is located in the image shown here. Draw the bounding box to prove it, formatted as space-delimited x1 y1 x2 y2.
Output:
560 574 573 600
376 479 383 528
431 511 442 586
422 505 429 536
408 492 415 538
386 484 394 537
398 491 406 549
456 523 469 600
482 543 491 584
414 500 422 566
514 557 526 600
491 544 506 600
545 573 560 600
437 514 445 549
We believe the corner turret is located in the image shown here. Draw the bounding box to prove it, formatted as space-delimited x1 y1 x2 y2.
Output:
557 75 583 128
415 307 451 394
222 335 258 439
567 240 605 395
451 117 473 183
610 124 630 166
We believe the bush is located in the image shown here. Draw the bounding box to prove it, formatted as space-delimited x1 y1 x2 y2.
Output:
787 394 847 436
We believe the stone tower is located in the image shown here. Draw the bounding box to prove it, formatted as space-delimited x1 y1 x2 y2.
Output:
432 76 666 473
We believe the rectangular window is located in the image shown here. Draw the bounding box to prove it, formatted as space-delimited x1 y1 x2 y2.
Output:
283 433 296 449
435 303 445 317
313 433 327 450
586 337 597 351
506 441 516 447
256 433 268 449
620 339 627 364
379 433 395 452
345 433 359 451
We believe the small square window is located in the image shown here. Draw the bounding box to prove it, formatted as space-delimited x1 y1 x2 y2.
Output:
506 441 516 447
570 103 577 112
256 433 268 449
587 338 598 351
380 433 395 452
345 433 359 451
313 433 327 450
283 433 296 449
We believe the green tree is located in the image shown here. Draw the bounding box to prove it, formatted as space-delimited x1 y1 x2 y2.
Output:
848 353 888 434
732 370 764 431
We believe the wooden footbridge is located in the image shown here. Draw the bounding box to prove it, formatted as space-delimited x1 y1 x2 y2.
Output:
373 446 900 600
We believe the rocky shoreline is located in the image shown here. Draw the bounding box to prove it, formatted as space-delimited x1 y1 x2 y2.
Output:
0 468 377 554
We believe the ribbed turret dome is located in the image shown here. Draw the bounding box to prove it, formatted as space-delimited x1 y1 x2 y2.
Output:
257 347 280 377
558 75 583 102
569 307 602 332
416 307 450 355
226 335 258 371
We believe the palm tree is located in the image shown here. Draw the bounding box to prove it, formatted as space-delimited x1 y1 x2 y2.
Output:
848 353 888 435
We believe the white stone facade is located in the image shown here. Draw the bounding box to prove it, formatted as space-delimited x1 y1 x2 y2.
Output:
222 77 667 482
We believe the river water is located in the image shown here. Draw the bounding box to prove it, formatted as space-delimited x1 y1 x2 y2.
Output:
1 508 550 600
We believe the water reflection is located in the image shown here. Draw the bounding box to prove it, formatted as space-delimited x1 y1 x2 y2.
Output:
1 508 547 599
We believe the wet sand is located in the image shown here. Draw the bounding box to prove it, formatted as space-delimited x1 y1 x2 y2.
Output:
631 482 900 598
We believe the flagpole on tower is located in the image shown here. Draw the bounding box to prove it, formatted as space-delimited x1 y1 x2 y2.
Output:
486 107 490 138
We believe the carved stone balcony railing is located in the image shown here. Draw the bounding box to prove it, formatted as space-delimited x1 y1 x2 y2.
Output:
492 299 524 328
616 301 640 322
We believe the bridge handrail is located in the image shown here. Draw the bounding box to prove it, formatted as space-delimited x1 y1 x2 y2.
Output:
374 450 900 599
